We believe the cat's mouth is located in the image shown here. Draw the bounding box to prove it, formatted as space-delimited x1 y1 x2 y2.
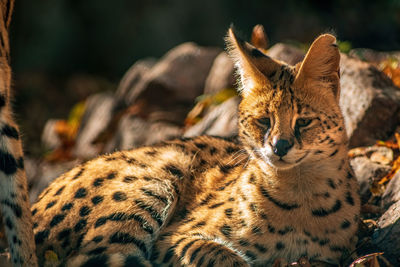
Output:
259 149 309 169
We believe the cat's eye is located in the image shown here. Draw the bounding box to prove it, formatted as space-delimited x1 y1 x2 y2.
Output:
256 117 271 128
296 118 312 128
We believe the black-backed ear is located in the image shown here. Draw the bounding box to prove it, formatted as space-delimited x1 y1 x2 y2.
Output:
294 34 340 101
225 26 280 96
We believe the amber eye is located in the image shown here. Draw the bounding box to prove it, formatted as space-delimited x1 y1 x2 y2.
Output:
256 117 271 128
296 118 312 128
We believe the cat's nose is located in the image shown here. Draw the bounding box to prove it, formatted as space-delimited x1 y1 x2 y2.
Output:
272 139 293 157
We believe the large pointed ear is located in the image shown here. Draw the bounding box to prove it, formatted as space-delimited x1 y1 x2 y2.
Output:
225 26 280 96
294 34 340 100
251 24 268 52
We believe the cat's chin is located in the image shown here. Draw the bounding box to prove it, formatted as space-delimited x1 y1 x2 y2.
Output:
267 159 296 170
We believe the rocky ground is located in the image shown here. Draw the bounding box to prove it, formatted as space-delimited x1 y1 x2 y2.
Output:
2 38 400 266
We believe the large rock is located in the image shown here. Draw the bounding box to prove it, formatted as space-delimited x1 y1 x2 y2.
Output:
349 48 400 64
372 199 400 265
267 43 304 65
340 54 400 147
114 58 156 109
350 156 391 203
103 114 182 152
73 92 115 158
203 52 236 94
382 171 400 210
124 43 221 108
184 96 239 138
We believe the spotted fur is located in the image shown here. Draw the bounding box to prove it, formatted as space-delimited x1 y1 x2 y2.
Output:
12 24 360 267
0 1 38 266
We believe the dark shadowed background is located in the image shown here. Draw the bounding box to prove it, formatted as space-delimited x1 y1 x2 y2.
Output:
8 0 400 156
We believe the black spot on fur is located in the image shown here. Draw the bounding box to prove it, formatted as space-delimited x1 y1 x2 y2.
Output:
94 217 108 228
260 186 300 210
81 254 109 267
220 224 232 237
79 206 91 216
74 188 87 198
93 178 104 187
345 191 355 206
199 193 215 206
91 196 104 205
329 149 338 157
72 168 84 180
252 226 262 235
209 147 218 155
123 176 137 183
225 208 233 218
50 213 66 227
124 255 147 267
1 125 19 139
327 178 336 189
0 94 5 108
276 242 285 250
209 202 224 209
54 186 65 196
341 220 351 229
61 203 73 211
312 200 342 217
45 200 57 210
254 243 267 253
278 226 294 235
74 219 87 232
0 151 18 175
107 172 116 179
92 235 104 243
219 164 235 174
164 164 184 179
180 240 199 259
34 229 50 244
245 250 257 261
57 228 71 240
112 191 127 202
268 225 275 233
192 221 206 229
319 239 330 246
239 239 250 246
109 232 148 258
194 142 207 149
5 217 13 229
190 246 202 264
87 247 107 255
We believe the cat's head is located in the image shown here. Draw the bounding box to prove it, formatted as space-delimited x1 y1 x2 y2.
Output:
226 26 347 170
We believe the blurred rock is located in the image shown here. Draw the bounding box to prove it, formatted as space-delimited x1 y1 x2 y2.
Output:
350 156 391 203
382 171 400 210
372 199 400 265
184 96 239 138
204 52 235 94
103 114 182 153
73 92 115 159
340 54 400 147
41 119 62 150
349 48 400 64
125 43 221 108
267 43 305 65
27 159 80 203
114 58 156 109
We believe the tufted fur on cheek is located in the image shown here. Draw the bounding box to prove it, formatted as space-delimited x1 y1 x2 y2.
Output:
225 27 281 97
293 34 341 102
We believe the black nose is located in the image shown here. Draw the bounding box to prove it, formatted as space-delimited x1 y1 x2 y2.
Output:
272 139 293 157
